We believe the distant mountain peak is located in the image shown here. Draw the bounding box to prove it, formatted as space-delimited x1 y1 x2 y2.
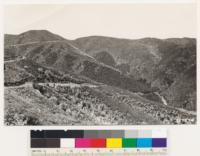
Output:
5 29 66 46
19 29 51 34
18 29 65 41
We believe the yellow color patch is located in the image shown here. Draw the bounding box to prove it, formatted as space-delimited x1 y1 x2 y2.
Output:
106 138 122 148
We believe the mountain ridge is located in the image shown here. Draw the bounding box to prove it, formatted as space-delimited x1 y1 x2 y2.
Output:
4 30 196 111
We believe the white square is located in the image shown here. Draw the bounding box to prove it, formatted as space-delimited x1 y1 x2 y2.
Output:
152 130 167 138
60 139 75 148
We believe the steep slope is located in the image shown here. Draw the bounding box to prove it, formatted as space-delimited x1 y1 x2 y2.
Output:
74 36 162 81
152 41 196 110
4 30 196 112
4 30 197 125
4 31 153 94
74 36 196 111
5 83 140 125
94 51 116 67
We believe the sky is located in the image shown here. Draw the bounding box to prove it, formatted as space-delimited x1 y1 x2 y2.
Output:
4 3 197 39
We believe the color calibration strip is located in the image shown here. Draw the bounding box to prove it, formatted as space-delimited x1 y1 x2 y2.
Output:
31 130 167 155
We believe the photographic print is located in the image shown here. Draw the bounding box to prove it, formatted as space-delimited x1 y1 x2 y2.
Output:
4 4 196 125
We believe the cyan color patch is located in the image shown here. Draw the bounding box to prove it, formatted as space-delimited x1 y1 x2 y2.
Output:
137 138 152 148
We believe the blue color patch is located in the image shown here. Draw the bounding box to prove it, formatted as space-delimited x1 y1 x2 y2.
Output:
137 138 152 148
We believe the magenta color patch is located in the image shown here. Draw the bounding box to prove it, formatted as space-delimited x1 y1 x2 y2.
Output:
75 138 91 148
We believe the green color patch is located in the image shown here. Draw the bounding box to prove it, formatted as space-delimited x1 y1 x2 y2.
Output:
122 138 137 148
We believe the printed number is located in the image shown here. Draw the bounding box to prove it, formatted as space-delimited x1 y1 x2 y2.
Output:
163 148 167 152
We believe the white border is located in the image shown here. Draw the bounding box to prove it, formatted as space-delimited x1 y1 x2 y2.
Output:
2 0 198 4
0 0 199 156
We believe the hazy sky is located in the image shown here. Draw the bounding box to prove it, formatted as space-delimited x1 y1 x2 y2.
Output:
4 4 196 39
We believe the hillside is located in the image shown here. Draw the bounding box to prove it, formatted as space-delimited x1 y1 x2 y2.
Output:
4 30 65 46
74 36 161 80
4 31 153 93
153 41 196 110
74 36 196 111
4 30 196 125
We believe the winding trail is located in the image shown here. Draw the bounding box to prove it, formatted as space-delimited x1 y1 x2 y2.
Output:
5 82 97 89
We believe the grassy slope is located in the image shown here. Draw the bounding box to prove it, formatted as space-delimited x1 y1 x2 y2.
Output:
5 83 159 125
